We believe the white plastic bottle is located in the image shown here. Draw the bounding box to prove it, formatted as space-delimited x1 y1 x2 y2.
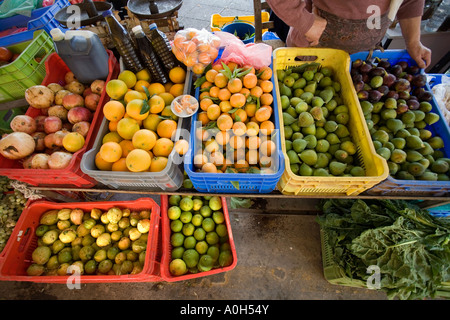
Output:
50 28 110 84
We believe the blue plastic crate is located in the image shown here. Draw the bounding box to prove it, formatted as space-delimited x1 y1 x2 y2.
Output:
351 50 450 196
0 0 68 46
184 64 285 193
428 203 450 217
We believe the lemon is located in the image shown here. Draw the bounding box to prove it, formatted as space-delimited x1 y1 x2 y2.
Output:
106 79 128 100
118 70 137 88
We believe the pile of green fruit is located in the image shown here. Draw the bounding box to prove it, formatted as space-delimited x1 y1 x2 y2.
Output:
278 62 365 177
27 206 153 276
167 195 233 276
0 176 26 254
351 58 450 181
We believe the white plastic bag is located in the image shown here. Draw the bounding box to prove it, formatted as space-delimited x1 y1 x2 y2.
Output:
429 74 450 126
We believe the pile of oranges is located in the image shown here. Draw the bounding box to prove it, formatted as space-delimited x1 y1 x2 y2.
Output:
171 28 221 76
193 61 277 174
95 67 187 173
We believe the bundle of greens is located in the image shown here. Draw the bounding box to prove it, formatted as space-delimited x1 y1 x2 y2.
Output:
317 199 450 300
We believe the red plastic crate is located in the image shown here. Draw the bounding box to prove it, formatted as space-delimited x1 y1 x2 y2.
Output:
0 50 120 188
0 197 161 283
159 195 238 282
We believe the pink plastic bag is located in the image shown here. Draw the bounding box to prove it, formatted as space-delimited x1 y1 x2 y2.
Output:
214 31 273 69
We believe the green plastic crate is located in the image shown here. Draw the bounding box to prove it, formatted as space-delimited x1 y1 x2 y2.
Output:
0 30 55 103
320 228 450 298
0 106 28 134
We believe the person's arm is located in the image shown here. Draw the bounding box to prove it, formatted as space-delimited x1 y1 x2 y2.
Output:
266 0 326 45
398 16 432 68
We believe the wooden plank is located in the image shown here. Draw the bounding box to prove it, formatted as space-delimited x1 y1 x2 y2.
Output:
253 0 263 42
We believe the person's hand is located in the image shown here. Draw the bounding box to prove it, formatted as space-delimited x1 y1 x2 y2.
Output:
305 7 327 46
406 41 432 69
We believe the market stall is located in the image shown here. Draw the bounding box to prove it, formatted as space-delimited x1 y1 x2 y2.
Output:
0 0 449 301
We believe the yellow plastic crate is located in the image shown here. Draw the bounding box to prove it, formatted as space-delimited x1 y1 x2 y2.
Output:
210 12 270 32
273 48 389 196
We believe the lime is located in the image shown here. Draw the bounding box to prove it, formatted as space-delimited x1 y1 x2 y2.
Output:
182 249 200 268
207 246 220 261
212 211 225 224
84 260 98 274
98 259 113 273
216 224 228 237
194 227 206 241
193 198 203 211
168 206 181 220
198 254 214 272
171 246 185 259
169 195 181 206
169 258 187 276
195 241 209 255
191 214 203 227
200 205 212 218
220 242 231 252
180 211 193 223
94 249 107 262
107 246 120 260
219 250 233 267
179 197 194 212
182 223 195 236
170 219 183 233
206 231 219 245
209 196 222 211
202 217 215 232
184 236 197 249
171 232 185 247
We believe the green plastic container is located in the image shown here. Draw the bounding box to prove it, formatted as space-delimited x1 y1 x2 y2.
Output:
0 30 55 103
0 106 29 134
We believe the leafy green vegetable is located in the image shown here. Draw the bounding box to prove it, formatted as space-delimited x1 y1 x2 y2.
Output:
317 199 450 300
230 197 253 209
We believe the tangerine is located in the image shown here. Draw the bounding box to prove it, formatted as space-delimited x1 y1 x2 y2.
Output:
117 117 140 140
206 104 221 121
111 158 129 171
260 93 273 106
260 120 275 135
217 114 233 131
205 69 218 83
246 121 260 136
258 66 273 80
132 129 157 151
153 138 174 157
119 139 134 157
260 80 273 93
218 88 231 101
149 156 168 172
215 130 230 146
169 83 184 97
148 83 166 96
230 93 246 108
232 121 247 136
157 119 178 139
126 149 151 172
142 113 162 132
198 111 210 126
259 140 276 156
149 95 165 114
214 73 228 88
134 80 151 93
255 106 272 122
227 78 243 93
169 66 186 84
202 162 217 173
219 100 232 113
250 86 263 98
243 73 258 89
118 70 137 89
174 139 189 155
99 141 122 162
232 108 247 122
103 100 125 122
126 99 149 121
95 152 113 170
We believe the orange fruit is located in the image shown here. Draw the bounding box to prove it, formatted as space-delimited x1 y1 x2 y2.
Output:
246 121 260 136
192 63 206 75
196 128 210 142
239 88 250 98
118 70 137 89
243 73 258 89
106 79 128 100
260 140 276 156
169 66 186 84
200 81 213 90
174 139 189 155
169 83 184 97
209 151 224 166
235 159 249 173
205 69 218 83
99 141 122 163
259 155 273 167
142 113 162 132
164 81 173 92
232 121 247 136
153 138 174 157
194 153 208 168
260 93 273 106
244 103 257 118
159 92 175 106
102 131 123 144
260 120 275 135
229 135 244 149
200 98 214 111
230 93 246 109
258 66 273 80
149 156 168 172
103 100 125 122
198 111 209 126
109 120 118 132
219 100 232 113
260 80 273 93
215 130 230 146
157 119 178 139
232 108 247 122
199 91 210 100
198 42 211 53
126 99 149 121
202 162 217 173
204 139 220 153
125 90 146 104
161 106 178 121
218 88 231 101
119 139 134 157
95 152 113 171
111 158 129 171
132 129 157 151
149 95 165 114
212 63 223 72
217 114 233 131
136 68 151 82
246 136 261 149
208 86 220 98
182 40 197 54
214 73 228 88
134 80 151 93
198 52 211 65
255 106 272 123
227 78 243 93
226 62 239 72
242 65 256 74
246 149 259 165
250 86 263 98
208 47 219 60
117 117 140 140
148 83 166 96
206 104 221 121
126 149 151 172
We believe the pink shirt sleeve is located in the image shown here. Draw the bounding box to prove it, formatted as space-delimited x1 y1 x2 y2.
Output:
396 0 425 20
266 0 316 34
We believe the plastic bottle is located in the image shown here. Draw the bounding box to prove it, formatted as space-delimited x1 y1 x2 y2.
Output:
147 23 179 72
424 0 450 32
131 25 170 84
102 10 144 73
50 28 109 84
